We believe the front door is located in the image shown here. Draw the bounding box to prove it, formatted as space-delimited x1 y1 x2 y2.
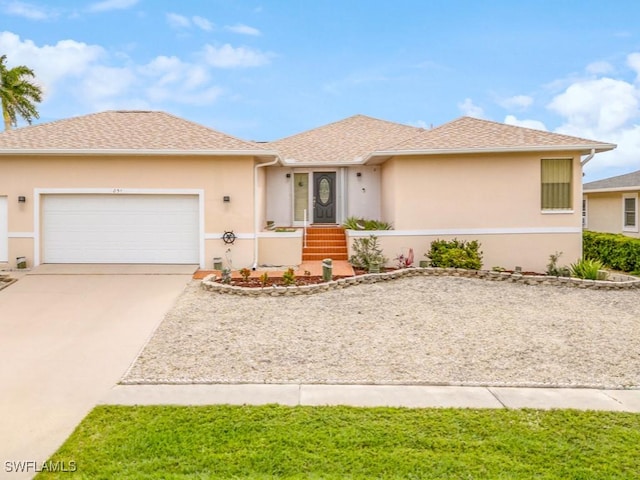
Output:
313 172 336 224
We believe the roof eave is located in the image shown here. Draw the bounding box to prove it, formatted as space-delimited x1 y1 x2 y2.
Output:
583 186 640 193
0 148 280 157
364 144 617 164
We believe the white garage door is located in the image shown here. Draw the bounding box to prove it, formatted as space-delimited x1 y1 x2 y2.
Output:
43 194 199 264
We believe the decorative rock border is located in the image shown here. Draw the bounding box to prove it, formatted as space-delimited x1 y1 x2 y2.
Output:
201 267 640 296
0 274 17 292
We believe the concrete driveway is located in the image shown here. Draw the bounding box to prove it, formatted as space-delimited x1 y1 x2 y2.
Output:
0 266 194 479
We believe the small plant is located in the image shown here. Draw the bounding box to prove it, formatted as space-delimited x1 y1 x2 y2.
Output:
570 258 605 280
239 268 251 281
395 248 414 268
259 272 269 287
492 266 506 272
546 251 570 277
343 217 393 231
282 267 296 286
426 239 483 270
303 270 311 277
349 235 387 270
221 267 232 284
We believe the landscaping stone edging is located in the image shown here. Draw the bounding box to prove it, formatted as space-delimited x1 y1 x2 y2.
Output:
200 267 640 296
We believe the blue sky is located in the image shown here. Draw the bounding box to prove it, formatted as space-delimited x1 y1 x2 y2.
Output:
1 0 640 181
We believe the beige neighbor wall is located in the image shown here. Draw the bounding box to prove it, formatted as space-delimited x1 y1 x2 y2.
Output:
1 154 258 269
374 152 584 272
584 191 640 238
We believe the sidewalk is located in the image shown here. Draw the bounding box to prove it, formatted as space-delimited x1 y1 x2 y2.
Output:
101 384 640 411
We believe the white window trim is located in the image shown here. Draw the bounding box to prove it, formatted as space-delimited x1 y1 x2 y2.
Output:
540 157 573 212
622 193 638 232
582 197 588 229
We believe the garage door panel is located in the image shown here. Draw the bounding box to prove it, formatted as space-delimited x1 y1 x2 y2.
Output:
43 194 199 264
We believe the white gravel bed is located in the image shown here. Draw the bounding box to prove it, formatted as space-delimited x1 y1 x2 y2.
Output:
123 276 640 388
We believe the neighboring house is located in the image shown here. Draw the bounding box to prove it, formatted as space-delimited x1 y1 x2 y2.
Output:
583 169 640 238
0 111 615 272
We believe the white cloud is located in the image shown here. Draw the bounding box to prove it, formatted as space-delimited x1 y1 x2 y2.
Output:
458 98 484 118
87 0 138 12
504 115 547 131
0 31 233 115
586 61 614 75
192 16 213 31
166 12 190 28
225 24 261 36
548 77 639 133
499 95 533 110
2 1 53 20
202 43 272 68
627 52 640 82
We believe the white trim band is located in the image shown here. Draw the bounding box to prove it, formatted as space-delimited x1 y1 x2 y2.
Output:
347 227 582 237
8 232 35 238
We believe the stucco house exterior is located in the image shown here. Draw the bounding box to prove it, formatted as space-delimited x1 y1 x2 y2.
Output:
0 111 615 272
583 169 640 238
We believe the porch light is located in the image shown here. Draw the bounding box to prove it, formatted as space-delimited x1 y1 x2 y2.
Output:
223 196 230 203
18 196 26 203
286 173 291 178
356 172 362 177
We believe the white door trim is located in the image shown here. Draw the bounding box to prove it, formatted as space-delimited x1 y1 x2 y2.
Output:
34 188 205 268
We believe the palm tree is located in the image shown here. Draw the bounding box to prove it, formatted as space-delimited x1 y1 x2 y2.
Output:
0 54 43 131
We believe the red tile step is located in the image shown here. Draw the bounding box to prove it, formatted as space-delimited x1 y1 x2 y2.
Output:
303 226 348 261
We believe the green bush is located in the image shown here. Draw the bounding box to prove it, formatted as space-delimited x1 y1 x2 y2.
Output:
583 231 640 273
426 239 483 270
570 257 605 280
349 235 387 270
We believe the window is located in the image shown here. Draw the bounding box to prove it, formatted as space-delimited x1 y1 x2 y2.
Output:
623 194 638 232
582 198 588 228
541 158 572 210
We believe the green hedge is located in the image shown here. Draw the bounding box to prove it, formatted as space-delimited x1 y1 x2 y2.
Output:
583 231 640 273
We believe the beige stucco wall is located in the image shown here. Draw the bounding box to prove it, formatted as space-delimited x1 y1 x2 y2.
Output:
380 152 583 230
346 166 381 220
258 232 303 266
584 191 640 238
347 231 581 273
1 154 258 268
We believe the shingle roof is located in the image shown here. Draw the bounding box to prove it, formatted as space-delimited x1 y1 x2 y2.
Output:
268 114 425 164
584 169 640 191
385 116 615 154
0 110 267 153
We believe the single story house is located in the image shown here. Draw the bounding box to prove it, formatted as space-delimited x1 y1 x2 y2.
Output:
583 169 640 237
0 111 615 272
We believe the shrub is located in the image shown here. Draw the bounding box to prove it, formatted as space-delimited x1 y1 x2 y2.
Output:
583 231 640 273
394 248 414 268
426 239 483 270
546 251 570 277
259 272 269 287
349 235 387 270
570 257 605 280
342 217 392 230
239 268 251 281
282 267 296 286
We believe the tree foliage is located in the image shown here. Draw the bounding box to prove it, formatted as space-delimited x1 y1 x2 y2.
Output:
0 54 43 131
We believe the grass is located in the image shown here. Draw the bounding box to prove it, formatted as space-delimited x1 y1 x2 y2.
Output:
36 405 640 479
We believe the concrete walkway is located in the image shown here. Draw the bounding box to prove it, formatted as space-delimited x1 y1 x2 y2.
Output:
102 383 640 412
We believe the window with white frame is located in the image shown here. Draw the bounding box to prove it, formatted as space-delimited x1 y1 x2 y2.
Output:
582 198 588 228
623 194 638 231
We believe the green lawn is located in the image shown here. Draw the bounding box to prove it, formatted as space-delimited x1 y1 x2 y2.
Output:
37 405 640 479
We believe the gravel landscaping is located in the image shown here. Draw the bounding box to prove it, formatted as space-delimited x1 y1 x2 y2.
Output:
123 276 640 389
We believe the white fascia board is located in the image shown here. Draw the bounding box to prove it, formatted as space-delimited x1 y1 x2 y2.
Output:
0 149 280 157
364 144 617 164
280 159 366 167
583 186 640 194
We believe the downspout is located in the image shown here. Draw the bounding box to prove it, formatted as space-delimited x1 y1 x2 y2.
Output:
252 156 280 270
580 148 596 166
